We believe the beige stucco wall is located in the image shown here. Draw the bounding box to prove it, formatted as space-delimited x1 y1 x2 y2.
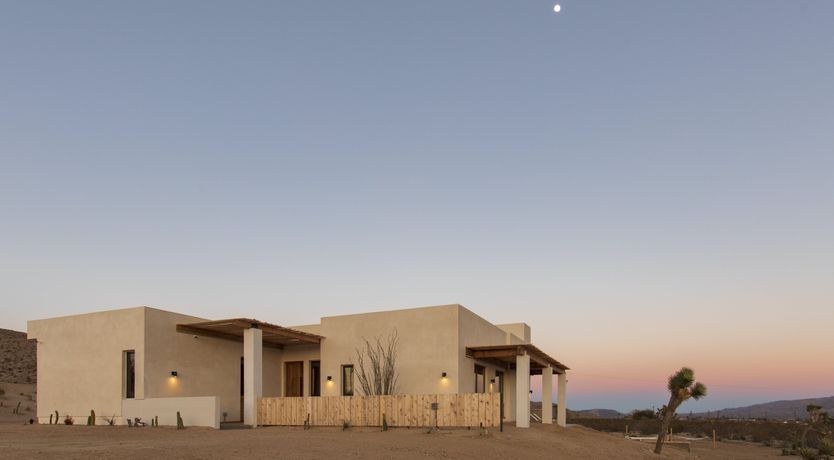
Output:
316 305 460 397
123 396 220 428
457 306 522 421
28 307 146 424
141 308 284 422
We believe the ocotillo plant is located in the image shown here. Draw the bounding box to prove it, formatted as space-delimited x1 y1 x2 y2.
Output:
176 411 184 430
654 367 707 454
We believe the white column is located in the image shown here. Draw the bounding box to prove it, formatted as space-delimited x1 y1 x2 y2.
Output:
557 371 567 427
516 353 530 428
542 366 553 424
243 327 263 427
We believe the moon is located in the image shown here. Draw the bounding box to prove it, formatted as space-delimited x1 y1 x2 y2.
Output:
553 4 561 13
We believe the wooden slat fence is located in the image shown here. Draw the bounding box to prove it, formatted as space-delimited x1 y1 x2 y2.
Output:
258 393 500 428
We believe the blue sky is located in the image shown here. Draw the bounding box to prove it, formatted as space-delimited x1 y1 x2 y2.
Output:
1 1 833 412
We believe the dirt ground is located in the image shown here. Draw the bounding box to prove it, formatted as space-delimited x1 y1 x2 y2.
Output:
0 421 790 459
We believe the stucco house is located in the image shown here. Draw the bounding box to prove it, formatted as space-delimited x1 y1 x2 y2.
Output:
28 304 568 429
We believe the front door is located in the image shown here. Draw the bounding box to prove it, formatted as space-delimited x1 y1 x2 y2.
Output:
284 361 304 397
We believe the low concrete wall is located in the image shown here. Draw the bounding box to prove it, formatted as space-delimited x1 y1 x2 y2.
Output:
122 396 220 429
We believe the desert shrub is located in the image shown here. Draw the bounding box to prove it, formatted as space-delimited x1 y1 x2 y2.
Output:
799 447 818 460
819 439 834 456
64 416 74 425
0 386 5 396
631 409 656 420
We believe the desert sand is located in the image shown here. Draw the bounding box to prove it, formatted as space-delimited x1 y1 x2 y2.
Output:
0 421 787 459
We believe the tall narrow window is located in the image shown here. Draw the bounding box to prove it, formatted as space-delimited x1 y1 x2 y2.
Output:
310 361 321 397
474 364 486 393
341 364 354 396
124 350 135 399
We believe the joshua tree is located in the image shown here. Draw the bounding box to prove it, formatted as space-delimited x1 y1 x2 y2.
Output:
354 329 399 396
801 404 832 449
654 367 707 454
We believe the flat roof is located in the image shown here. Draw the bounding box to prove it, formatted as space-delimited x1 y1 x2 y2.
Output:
466 344 569 374
177 318 323 349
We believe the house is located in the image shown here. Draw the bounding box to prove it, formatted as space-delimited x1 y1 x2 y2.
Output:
27 304 568 428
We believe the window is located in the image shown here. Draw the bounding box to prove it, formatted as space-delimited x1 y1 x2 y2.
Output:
310 361 321 397
341 364 354 396
474 364 486 393
124 350 135 399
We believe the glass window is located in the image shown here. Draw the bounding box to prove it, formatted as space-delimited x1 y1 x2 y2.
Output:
124 350 135 399
342 364 354 396
311 361 321 397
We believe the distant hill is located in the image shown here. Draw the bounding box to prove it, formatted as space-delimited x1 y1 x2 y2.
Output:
572 408 625 419
0 328 36 384
691 396 834 421
530 401 624 419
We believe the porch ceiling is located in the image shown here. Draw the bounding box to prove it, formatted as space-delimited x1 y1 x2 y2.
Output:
176 318 323 349
465 344 569 374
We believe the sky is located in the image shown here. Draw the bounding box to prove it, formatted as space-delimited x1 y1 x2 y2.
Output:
1 0 833 413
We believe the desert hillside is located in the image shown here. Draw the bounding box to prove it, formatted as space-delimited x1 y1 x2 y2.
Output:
0 328 36 384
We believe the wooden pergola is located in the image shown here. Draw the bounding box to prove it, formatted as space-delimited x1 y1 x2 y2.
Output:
466 343 569 428
176 318 323 349
466 344 569 374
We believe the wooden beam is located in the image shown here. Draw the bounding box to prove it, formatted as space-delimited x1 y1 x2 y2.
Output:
466 347 521 360
176 324 284 349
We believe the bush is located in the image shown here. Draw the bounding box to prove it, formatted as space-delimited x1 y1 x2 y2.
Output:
64 416 74 425
631 409 657 420
819 439 834 456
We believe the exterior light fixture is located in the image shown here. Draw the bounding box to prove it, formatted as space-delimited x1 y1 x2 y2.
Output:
490 378 495 384
171 371 178 377
441 372 447 378
327 375 332 381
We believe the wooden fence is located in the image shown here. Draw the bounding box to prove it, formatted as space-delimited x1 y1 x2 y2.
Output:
258 393 500 428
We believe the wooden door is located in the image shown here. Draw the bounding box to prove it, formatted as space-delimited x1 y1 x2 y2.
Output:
284 361 304 397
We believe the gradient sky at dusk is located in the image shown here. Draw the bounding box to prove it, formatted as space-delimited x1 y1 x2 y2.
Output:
1 1 833 412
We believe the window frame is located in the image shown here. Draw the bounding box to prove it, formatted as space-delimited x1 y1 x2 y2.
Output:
341 364 354 396
124 350 136 399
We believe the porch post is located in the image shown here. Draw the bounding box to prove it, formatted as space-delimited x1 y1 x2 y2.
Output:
243 326 263 427
542 366 553 424
515 353 530 428
557 371 567 427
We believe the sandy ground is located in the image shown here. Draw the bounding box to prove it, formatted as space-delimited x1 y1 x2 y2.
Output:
0 421 790 459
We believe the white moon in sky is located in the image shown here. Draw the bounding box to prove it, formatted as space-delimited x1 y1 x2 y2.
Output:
553 4 561 13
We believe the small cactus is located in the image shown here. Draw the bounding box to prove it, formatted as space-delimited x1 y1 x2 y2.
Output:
176 411 184 430
55 410 59 424
87 415 92 426
91 410 96 425
382 413 388 432
155 416 159 427
49 413 53 425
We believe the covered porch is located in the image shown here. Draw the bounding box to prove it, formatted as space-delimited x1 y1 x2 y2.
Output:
466 344 568 428
176 318 323 426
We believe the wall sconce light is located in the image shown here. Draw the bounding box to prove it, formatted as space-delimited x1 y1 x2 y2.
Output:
490 378 495 384
170 371 178 377
441 372 447 378
327 375 332 381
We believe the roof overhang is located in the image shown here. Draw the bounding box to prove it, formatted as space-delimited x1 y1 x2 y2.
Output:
176 318 323 349
466 344 569 374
